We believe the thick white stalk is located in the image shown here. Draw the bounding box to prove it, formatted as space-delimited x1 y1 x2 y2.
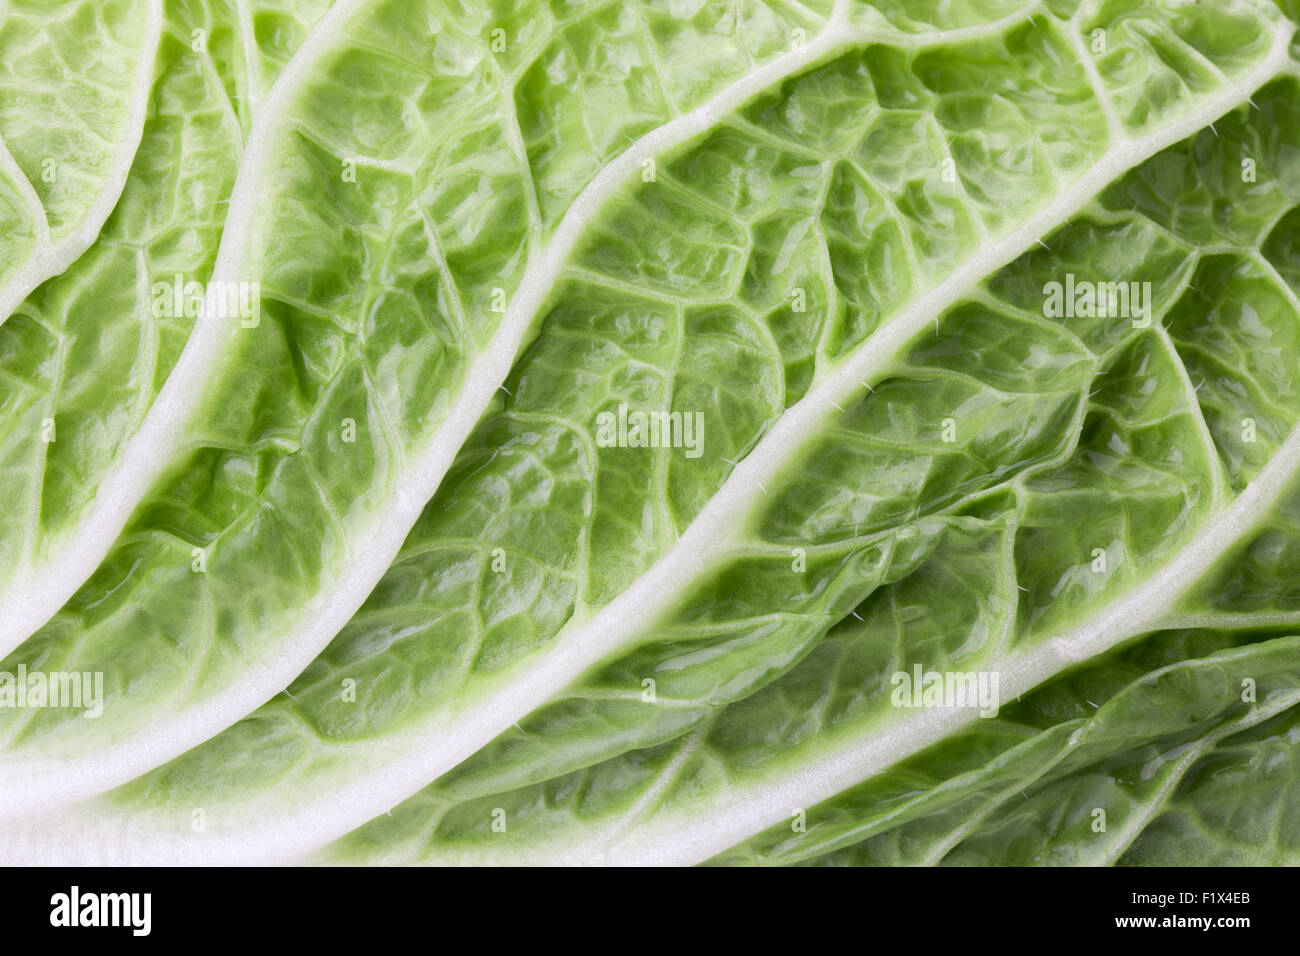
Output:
0 0 1043 659
0 0 163 328
0 2 866 819
572 408 1300 865
1 11 1289 864
0 0 368 655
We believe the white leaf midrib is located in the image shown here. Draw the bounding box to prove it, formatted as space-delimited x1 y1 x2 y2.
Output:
0 0 370 658
0 0 868 819
0 0 1047 657
327 21 1300 868
0 0 163 327
2 5 1291 865
579 317 1300 867
0 0 1043 855
0 0 163 325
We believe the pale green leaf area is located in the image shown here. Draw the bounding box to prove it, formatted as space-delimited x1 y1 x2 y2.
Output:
0 0 1298 866
0 0 334 664
0 0 161 326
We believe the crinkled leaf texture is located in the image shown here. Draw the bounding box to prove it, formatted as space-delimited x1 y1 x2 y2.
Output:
2 0 1300 866
0 0 162 326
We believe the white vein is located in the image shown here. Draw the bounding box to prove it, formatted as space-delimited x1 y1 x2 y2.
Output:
0 0 871 821
0 0 363 658
0 0 163 327
0 1 1292 865
578 339 1300 866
